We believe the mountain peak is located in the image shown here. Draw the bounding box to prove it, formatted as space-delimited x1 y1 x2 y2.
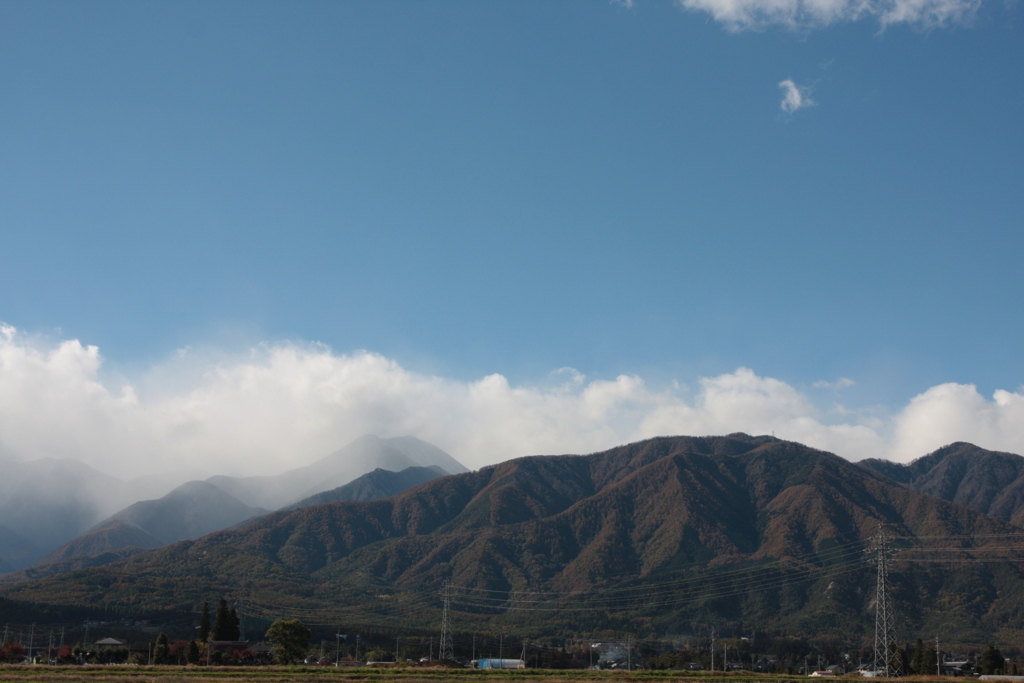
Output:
858 442 1024 526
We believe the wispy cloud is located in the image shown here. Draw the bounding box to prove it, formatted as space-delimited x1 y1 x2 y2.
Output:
674 0 980 30
0 325 1022 478
779 79 815 113
813 377 856 389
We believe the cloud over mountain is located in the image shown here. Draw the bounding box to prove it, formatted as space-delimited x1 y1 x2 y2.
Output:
0 324 1021 478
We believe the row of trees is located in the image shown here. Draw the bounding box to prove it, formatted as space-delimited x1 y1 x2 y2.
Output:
197 598 241 641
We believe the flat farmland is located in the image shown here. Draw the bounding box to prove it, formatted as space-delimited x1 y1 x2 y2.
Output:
0 668 855 683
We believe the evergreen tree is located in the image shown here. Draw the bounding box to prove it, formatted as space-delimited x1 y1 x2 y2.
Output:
982 644 1005 675
198 601 211 642
227 607 241 640
153 632 170 664
211 598 231 640
186 640 200 665
912 638 939 675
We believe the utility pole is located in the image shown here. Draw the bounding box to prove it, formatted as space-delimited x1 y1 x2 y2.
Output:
59 626 64 651
627 638 631 671
472 635 476 663
499 632 503 667
335 632 343 666
711 628 716 672
870 525 901 677
396 636 400 663
936 636 941 677
440 580 454 662
355 635 360 664
28 623 35 664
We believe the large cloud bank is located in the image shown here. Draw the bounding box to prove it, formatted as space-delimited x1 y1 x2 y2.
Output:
0 325 1021 479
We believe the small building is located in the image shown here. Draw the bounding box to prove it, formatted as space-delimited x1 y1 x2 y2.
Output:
478 658 526 669
208 640 249 655
95 638 126 650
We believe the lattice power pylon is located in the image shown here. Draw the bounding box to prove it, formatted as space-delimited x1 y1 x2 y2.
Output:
440 579 454 662
871 525 902 677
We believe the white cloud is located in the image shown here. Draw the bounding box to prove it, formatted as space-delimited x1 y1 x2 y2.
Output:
0 325 1021 479
813 377 856 389
779 79 815 113
675 0 979 30
888 382 1024 461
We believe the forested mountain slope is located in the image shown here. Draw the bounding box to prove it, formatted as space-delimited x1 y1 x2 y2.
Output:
4 435 1022 646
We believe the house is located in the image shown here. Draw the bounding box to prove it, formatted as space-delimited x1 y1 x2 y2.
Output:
208 640 249 655
94 638 126 650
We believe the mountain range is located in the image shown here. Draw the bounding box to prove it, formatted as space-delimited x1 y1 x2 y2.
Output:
0 435 466 573
4 434 1023 647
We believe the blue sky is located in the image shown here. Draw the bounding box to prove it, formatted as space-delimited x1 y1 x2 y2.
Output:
0 1 1021 475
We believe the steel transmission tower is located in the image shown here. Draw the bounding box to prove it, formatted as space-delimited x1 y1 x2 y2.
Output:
440 580 454 662
871 525 902 677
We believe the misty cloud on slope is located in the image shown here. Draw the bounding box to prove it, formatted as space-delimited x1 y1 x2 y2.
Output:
0 324 1022 479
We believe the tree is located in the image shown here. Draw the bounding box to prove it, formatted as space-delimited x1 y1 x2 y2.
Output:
212 598 241 640
186 640 200 665
198 601 211 642
154 632 170 664
0 642 26 663
169 640 189 665
228 607 241 639
265 619 311 665
982 643 1005 675
912 638 939 675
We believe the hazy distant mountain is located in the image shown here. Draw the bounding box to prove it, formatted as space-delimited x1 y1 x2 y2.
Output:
283 465 448 511
0 457 130 570
92 480 269 546
0 435 462 573
208 435 467 510
0 525 38 574
11 480 269 581
8 435 1023 645
858 442 1024 526
38 520 163 565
